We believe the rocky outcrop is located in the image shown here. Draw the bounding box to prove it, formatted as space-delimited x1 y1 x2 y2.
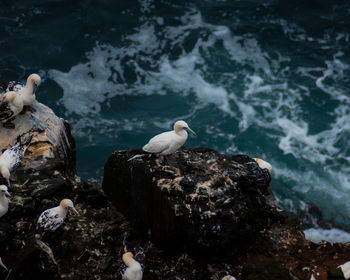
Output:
2 101 350 279
0 100 76 185
102 148 283 255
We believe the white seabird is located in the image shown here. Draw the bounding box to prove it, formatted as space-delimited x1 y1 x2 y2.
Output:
0 135 32 186
122 252 143 280
0 185 11 218
3 74 41 107
338 260 350 279
142 120 196 155
253 158 272 174
37 199 79 232
17 74 41 107
0 91 24 128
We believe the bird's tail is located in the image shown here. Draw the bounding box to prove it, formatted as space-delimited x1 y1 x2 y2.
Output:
127 154 146 161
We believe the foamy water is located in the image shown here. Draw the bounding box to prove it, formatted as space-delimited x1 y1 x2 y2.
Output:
2 1 350 236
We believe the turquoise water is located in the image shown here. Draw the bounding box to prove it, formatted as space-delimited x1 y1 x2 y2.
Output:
1 1 350 235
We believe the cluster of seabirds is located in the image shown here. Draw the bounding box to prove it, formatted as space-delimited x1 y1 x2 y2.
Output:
0 74 348 280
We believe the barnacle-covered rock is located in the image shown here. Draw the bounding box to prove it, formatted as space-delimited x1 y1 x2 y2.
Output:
102 148 283 255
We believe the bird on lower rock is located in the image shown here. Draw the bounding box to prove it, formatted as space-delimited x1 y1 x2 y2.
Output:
36 199 79 233
0 91 24 128
253 157 272 174
122 252 143 280
142 120 196 155
0 135 32 186
1 73 41 113
0 185 11 218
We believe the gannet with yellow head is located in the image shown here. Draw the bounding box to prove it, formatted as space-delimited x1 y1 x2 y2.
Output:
253 158 272 174
17 74 41 107
37 199 79 232
122 252 143 280
142 120 196 155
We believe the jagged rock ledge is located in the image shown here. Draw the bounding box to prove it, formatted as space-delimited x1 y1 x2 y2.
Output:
102 148 282 256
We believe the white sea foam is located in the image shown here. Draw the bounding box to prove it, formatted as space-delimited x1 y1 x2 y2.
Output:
304 228 350 244
48 8 350 228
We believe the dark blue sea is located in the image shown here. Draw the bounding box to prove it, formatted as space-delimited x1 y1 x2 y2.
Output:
1 0 350 242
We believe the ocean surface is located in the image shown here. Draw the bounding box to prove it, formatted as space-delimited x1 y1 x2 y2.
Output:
1 0 350 242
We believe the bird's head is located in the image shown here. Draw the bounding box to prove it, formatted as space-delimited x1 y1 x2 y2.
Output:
27 73 41 94
174 120 196 135
60 198 79 215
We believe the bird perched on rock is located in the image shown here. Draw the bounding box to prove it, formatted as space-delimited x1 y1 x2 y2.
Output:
143 120 196 155
1 73 41 112
0 91 24 128
253 158 272 174
122 252 143 280
0 135 32 186
338 260 350 279
0 185 11 218
37 199 79 232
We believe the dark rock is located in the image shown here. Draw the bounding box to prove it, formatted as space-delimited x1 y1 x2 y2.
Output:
102 148 283 255
242 259 301 280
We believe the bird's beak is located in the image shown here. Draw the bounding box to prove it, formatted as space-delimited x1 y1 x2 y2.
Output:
33 84 38 94
187 127 196 136
71 207 79 216
4 191 11 198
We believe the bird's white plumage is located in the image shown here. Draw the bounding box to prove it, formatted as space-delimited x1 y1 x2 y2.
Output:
0 136 31 185
4 74 41 106
0 91 24 123
221 276 236 280
122 252 143 280
338 260 350 279
142 120 195 155
37 199 78 232
0 185 10 218
253 158 272 173
17 74 41 106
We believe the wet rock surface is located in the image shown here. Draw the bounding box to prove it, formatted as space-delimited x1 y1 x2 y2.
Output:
102 148 282 255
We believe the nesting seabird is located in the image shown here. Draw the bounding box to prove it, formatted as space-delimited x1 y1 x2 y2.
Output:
2 74 41 109
0 91 24 128
122 252 143 280
253 158 272 174
0 135 32 186
142 120 196 155
18 74 41 108
37 199 79 232
0 185 11 218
